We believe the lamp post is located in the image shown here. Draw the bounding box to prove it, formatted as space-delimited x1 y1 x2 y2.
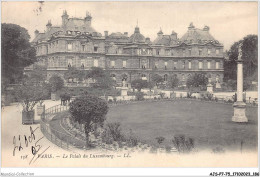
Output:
232 43 248 122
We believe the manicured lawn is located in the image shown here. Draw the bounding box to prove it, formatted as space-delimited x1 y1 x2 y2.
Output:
106 100 258 151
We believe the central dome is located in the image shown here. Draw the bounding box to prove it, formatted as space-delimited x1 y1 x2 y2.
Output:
128 26 145 43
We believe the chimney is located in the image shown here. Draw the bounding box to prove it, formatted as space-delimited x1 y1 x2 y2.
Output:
203 25 210 32
34 30 39 37
62 10 69 27
145 37 150 43
170 31 177 40
84 11 92 26
46 20 52 31
104 31 108 37
188 22 195 30
124 32 128 37
157 28 163 37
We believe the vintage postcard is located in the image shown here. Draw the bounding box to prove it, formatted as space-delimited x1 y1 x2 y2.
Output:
1 1 259 174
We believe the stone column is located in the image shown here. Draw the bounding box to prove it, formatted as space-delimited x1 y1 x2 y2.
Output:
232 43 248 122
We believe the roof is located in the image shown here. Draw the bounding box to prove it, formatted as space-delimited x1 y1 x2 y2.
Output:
128 27 145 43
179 27 216 44
64 18 97 33
153 35 171 45
32 17 98 43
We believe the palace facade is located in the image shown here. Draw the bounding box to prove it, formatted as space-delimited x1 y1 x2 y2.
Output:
29 10 224 87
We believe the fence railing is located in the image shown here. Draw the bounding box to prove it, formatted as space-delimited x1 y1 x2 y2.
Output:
40 104 86 151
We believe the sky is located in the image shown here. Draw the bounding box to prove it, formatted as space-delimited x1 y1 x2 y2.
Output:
1 1 258 50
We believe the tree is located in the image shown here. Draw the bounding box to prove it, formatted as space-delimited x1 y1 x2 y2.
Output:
49 75 64 92
225 35 258 81
87 67 115 98
14 75 49 113
64 67 86 83
131 79 148 92
69 95 108 147
1 23 36 86
186 73 208 96
87 67 106 79
151 74 163 86
186 73 208 89
168 75 179 89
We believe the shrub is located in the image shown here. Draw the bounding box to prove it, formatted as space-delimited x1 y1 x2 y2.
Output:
125 129 139 147
135 91 144 101
155 136 165 145
101 122 125 143
212 147 225 154
172 135 195 153
159 93 165 99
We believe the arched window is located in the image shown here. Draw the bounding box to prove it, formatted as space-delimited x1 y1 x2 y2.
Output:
141 74 147 80
182 74 185 81
164 74 168 82
110 74 116 81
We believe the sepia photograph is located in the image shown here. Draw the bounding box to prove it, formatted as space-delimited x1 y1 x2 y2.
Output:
1 1 259 176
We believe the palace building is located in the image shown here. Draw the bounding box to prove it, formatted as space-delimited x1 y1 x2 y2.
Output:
29 10 224 87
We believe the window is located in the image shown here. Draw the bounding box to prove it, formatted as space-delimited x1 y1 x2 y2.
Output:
164 61 168 70
166 49 170 56
216 49 219 55
199 61 203 69
171 50 174 56
94 59 98 67
156 49 160 55
67 42 72 51
110 60 115 68
207 48 211 55
182 49 185 56
94 46 98 52
182 74 185 81
216 61 219 69
164 74 168 82
141 74 147 80
68 59 72 67
199 49 202 56
81 59 85 68
188 61 191 69
189 49 192 56
111 74 116 81
182 61 185 69
82 45 85 51
174 61 177 70
86 57 93 67
154 60 158 69
123 60 126 68
208 61 211 69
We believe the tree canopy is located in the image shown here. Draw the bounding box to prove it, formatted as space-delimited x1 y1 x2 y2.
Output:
224 35 258 81
168 75 179 89
69 95 108 146
186 73 208 89
1 23 36 86
131 79 148 92
87 67 115 97
151 74 164 86
49 75 64 92
64 67 86 82
14 74 49 112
